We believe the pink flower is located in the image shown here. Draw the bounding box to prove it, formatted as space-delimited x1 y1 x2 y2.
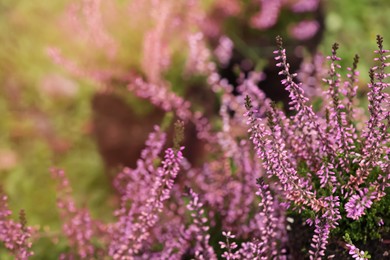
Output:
289 20 319 41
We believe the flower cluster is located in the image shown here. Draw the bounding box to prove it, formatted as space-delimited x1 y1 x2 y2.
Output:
186 188 216 260
346 243 368 260
1 1 389 256
219 231 239 260
51 168 106 259
206 0 322 42
109 146 184 259
0 191 33 259
245 35 389 258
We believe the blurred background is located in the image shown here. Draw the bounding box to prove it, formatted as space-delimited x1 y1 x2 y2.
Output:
0 0 389 257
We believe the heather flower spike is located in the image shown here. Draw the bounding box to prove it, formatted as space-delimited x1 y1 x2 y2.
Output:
344 54 360 124
255 178 280 258
309 218 330 259
51 168 100 259
344 233 370 260
186 188 217 260
0 190 34 259
109 144 184 258
346 35 389 194
220 231 239 260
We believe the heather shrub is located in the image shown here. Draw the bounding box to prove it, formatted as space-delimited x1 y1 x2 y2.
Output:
245 35 389 259
1 1 390 259
2 34 388 259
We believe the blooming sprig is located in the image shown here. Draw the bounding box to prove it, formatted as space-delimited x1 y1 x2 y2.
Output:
346 243 369 260
309 218 330 260
307 196 341 259
255 178 279 258
274 36 309 112
290 20 320 41
109 146 184 259
187 32 213 75
274 36 333 171
345 188 375 220
353 35 390 186
214 36 234 67
245 96 323 212
343 54 360 124
219 231 240 260
0 191 34 259
251 0 281 29
344 233 370 260
325 43 354 165
186 188 217 260
51 168 101 259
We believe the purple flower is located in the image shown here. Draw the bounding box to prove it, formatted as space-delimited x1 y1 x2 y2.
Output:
345 188 374 220
291 0 320 12
346 243 368 260
353 35 390 186
0 192 34 259
251 0 281 29
109 146 184 258
220 231 240 260
51 168 102 259
309 218 330 260
186 188 217 260
289 20 320 41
